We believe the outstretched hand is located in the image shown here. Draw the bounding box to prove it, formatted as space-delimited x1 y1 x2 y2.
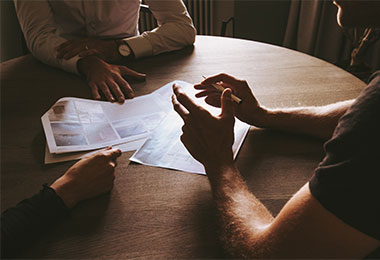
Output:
195 73 268 127
50 147 122 209
172 83 236 174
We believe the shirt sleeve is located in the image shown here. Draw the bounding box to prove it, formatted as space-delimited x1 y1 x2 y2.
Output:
124 0 196 58
309 71 380 241
1 184 70 258
14 0 80 74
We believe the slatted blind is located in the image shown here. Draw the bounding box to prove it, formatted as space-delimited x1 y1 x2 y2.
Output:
139 0 214 35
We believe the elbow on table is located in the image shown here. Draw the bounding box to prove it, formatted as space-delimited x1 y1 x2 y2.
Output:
220 225 278 259
185 24 197 45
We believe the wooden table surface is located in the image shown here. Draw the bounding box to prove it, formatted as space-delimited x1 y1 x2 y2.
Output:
1 36 366 258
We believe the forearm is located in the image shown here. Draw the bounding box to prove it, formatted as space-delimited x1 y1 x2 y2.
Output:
206 164 274 258
14 0 79 74
0 185 69 258
258 99 354 140
126 0 196 58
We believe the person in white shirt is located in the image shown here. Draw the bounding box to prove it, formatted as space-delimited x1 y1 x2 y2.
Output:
14 0 196 103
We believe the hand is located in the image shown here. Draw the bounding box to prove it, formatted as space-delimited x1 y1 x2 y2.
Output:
195 73 268 127
50 147 122 209
77 56 146 103
172 83 236 173
56 38 121 62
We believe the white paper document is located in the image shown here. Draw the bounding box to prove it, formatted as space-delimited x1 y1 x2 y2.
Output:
130 81 250 175
41 80 250 172
41 95 167 154
130 111 250 175
44 139 146 164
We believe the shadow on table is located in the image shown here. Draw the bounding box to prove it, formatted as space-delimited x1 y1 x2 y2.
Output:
236 127 325 216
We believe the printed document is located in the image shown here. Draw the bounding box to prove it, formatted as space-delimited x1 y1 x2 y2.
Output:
42 95 167 154
130 81 250 175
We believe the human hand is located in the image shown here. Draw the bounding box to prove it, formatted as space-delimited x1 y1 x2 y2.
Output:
50 147 122 209
195 73 268 127
172 83 236 173
77 56 146 103
56 38 121 62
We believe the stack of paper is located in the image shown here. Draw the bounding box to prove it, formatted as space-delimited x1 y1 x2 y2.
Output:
42 81 250 175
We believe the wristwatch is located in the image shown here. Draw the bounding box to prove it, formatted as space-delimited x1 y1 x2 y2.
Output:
118 40 132 57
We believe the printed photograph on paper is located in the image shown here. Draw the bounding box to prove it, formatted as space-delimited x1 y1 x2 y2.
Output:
51 122 87 146
48 101 79 122
112 119 148 139
82 123 118 145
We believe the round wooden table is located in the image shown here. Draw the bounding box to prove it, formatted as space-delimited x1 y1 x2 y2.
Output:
0 36 365 258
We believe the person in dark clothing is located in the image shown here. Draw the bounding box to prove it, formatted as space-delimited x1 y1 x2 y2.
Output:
1 147 121 258
171 0 380 258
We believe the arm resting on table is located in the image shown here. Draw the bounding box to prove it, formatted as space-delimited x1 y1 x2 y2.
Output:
1 185 69 258
124 0 196 58
208 165 380 258
14 0 79 74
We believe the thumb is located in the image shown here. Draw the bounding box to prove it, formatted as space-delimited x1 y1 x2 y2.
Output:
221 88 234 118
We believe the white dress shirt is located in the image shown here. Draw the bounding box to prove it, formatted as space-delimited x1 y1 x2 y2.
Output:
14 0 196 74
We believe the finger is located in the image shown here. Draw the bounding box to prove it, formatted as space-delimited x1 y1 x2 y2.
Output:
78 49 100 57
57 44 81 58
221 88 235 118
195 89 219 98
104 147 122 159
109 161 116 168
119 66 146 80
172 94 189 120
172 84 202 115
56 39 76 51
63 48 82 60
202 73 242 87
194 84 206 90
106 79 125 103
89 82 101 100
205 95 222 107
99 82 116 102
114 74 134 99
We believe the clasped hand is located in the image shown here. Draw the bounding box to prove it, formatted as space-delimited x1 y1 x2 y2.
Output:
57 38 146 103
56 38 120 62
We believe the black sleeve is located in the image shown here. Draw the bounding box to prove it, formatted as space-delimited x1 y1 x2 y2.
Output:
1 184 70 258
309 70 380 242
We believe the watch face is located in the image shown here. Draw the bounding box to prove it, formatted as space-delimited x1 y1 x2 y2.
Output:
119 44 131 57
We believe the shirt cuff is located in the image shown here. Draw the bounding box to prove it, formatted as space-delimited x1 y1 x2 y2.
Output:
59 55 81 75
123 35 153 58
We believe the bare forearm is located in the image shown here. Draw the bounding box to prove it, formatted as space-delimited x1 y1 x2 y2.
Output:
259 100 354 140
206 164 274 258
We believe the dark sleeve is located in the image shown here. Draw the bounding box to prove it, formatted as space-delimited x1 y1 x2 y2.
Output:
309 70 380 241
1 184 70 258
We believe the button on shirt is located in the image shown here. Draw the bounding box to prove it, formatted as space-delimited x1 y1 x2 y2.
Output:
14 0 196 74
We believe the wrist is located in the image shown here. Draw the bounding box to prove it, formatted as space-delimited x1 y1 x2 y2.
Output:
50 178 79 209
205 162 241 189
115 39 135 62
250 106 272 128
111 40 124 62
77 56 94 77
204 160 236 178
77 56 103 78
